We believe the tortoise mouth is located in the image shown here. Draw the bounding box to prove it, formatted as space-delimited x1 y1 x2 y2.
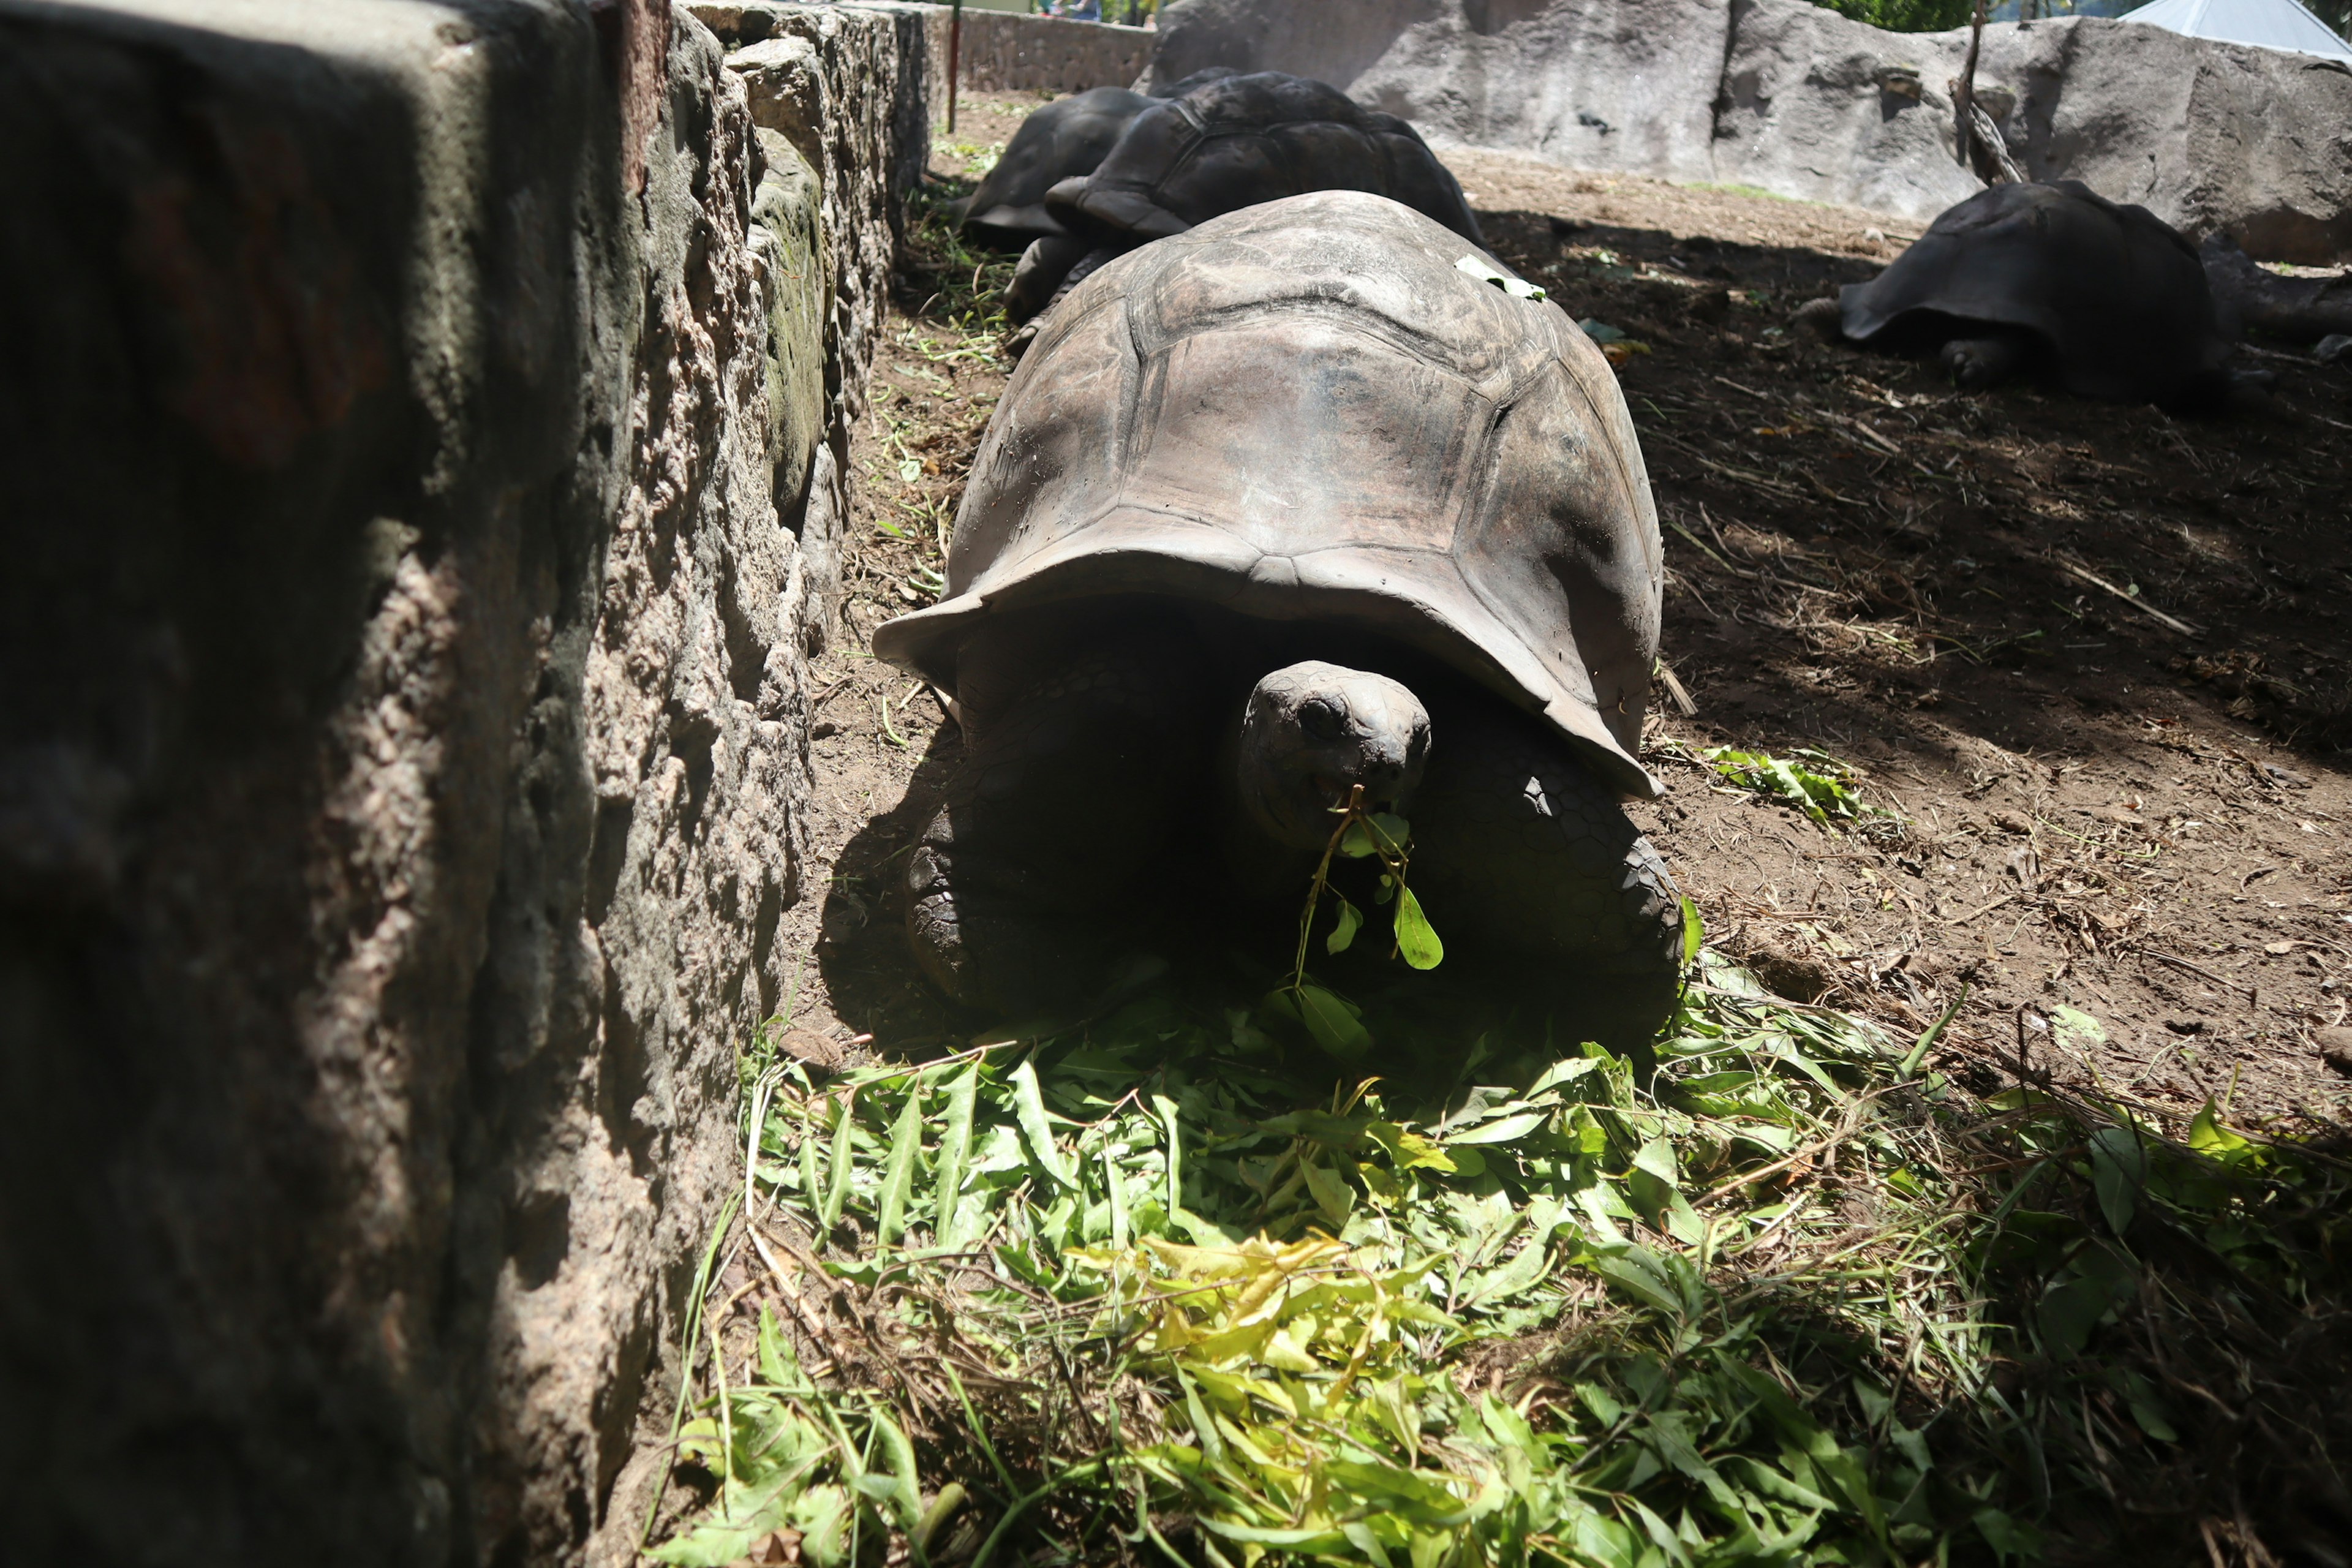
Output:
1237 661 1431 853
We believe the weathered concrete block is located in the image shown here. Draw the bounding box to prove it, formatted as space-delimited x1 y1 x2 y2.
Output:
718 2 935 440
750 126 832 560
1349 0 1731 184
1712 0 2352 257
948 9 1156 93
1710 0 1983 218
0 1 922 1564
1143 0 1443 99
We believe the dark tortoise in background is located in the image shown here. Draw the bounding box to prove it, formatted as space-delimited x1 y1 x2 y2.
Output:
875 192 1683 1049
952 69 1239 246
1005 70 1486 322
1795 180 2233 412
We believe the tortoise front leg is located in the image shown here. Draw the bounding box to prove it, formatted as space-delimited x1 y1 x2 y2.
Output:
1406 703 1684 1047
1938 329 2034 391
906 612 1215 1017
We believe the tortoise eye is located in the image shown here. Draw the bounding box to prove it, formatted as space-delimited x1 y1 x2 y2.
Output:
1298 696 1349 741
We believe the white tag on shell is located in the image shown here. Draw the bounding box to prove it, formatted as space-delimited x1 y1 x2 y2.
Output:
1455 254 1547 300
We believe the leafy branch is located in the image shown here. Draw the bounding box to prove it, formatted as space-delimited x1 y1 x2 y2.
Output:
1266 785 1444 1063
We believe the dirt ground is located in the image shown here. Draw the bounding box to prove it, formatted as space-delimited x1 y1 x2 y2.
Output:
776 92 2352 1133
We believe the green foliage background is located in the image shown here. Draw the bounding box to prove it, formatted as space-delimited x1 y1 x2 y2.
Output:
1812 0 1977 32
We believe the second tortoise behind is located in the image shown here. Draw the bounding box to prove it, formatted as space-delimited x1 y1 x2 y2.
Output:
1006 70 1485 322
876 192 1683 1038
1796 180 2231 410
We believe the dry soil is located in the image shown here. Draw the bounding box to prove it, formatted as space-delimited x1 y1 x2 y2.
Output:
775 93 2352 1134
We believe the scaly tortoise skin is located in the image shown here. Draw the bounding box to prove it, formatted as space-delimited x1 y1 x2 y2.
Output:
875 192 1683 1036
1005 70 1484 322
1800 180 2230 410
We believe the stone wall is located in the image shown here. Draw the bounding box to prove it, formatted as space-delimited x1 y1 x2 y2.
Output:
943 8 1156 92
694 1 1154 95
0 2 924 1565
1146 0 2352 260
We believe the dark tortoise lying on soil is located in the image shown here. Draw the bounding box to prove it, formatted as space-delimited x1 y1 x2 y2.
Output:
1796 180 2231 411
952 70 1238 246
876 192 1683 1041
1005 70 1485 323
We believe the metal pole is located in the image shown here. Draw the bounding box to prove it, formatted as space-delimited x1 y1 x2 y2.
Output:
949 0 963 134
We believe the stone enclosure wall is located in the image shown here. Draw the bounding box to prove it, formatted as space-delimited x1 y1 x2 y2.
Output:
692 1 1155 94
1146 0 2352 261
0 2 923 1565
941 7 1156 93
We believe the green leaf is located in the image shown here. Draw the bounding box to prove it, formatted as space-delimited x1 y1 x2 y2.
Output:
2086 1125 2146 1237
1180 1372 1228 1465
869 1406 923 1531
798 1116 822 1215
1679 896 1703 968
1447 1110 1548 1146
1973 1506 2044 1564
820 1096 855 1231
1102 1140 1131 1248
2122 1370 2179 1442
1463 1234 1553 1307
1294 983 1374 1061
875 1087 924 1246
2035 1244 2138 1357
896 456 922 483
1300 1155 1356 1229
1326 893 1363 954
1394 887 1444 970
1152 1091 1183 1216
1009 1057 1076 1189
1630 1136 1680 1188
933 1061 979 1245
1588 1249 1686 1317
2188 1099 2253 1162
1365 1121 1457 1174
2049 1004 2106 1050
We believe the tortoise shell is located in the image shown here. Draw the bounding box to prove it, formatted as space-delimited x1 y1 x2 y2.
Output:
875 190 1662 797
1840 180 2227 405
954 71 1243 241
1044 71 1484 250
954 86 1150 240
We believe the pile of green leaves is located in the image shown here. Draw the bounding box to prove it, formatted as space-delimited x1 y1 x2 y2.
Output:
1700 746 1869 826
646 942 2351 1567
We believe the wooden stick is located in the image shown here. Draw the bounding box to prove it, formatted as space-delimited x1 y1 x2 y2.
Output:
2056 557 2202 637
2140 947 2258 1004
1656 660 1698 718
1954 0 1986 170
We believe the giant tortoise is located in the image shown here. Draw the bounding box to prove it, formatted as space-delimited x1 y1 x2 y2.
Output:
1795 180 2230 410
953 70 1240 246
1005 70 1485 322
875 191 1682 1036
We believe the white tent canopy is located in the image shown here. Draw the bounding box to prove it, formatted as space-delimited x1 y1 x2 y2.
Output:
2123 0 2352 62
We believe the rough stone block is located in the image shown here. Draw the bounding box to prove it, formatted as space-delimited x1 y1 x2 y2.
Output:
0 1 924 1563
1710 0 1984 217
946 9 1156 93
1350 0 1732 184
1147 0 2352 258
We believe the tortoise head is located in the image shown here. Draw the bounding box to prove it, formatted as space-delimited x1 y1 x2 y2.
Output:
1237 661 1431 852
